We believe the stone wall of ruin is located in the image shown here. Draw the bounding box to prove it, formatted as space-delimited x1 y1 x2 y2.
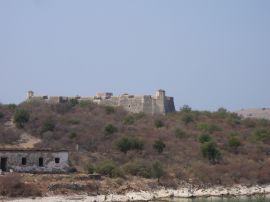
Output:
0 151 69 173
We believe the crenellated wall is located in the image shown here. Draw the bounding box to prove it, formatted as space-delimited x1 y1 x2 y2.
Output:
26 90 175 115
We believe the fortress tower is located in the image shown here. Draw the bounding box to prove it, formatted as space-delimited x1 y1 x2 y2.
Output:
26 89 175 115
27 91 34 99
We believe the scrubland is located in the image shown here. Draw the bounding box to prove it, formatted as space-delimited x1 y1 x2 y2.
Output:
1 100 270 193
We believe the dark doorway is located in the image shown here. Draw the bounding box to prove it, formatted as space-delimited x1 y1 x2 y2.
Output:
55 158 60 164
1 157 7 171
39 157 44 167
22 157 27 165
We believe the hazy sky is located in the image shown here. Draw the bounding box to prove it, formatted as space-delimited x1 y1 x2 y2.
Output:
0 0 270 111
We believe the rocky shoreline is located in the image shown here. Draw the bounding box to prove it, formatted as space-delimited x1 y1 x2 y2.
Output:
8 184 270 202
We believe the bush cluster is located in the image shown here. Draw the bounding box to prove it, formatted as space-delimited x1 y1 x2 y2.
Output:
252 128 270 142
104 124 118 136
123 112 144 124
197 123 222 133
154 119 164 128
13 109 30 128
201 142 221 164
198 133 211 143
93 160 122 178
41 119 56 133
153 139 166 153
174 128 186 138
115 136 144 153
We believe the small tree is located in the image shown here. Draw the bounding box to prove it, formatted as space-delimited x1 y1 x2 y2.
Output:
201 142 221 164
154 119 164 128
68 99 79 107
180 105 192 112
228 136 241 152
174 128 185 138
41 119 56 133
104 124 118 135
94 160 120 178
151 161 164 183
115 137 144 153
182 114 193 125
198 133 211 143
13 109 30 128
153 139 166 154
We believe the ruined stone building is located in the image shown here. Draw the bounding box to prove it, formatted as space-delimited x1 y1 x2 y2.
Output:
0 149 69 173
26 89 175 114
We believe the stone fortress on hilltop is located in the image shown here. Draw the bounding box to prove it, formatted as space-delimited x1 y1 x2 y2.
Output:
26 89 175 115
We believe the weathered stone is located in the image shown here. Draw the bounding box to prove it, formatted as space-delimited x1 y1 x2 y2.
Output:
0 148 69 173
26 89 175 115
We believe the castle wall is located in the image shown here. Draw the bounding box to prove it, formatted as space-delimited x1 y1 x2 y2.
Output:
99 97 119 107
118 95 144 113
26 90 175 115
142 96 154 114
165 97 175 113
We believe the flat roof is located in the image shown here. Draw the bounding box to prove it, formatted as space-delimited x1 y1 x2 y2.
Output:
0 148 69 152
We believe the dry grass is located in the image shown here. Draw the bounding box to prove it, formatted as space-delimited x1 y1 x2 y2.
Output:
0 174 41 197
1 102 270 185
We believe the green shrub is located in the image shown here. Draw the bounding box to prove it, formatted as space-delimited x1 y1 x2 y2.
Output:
258 119 270 127
215 107 228 118
243 118 256 128
209 124 222 133
13 109 30 128
78 100 94 108
228 136 241 149
124 160 152 178
197 123 222 133
182 114 193 125
8 104 17 110
154 119 164 128
41 119 56 133
86 164 95 174
68 99 79 107
197 123 209 132
124 115 135 124
153 139 166 153
151 161 165 182
104 124 118 135
198 133 211 143
133 112 145 119
94 160 121 177
123 113 145 125
69 132 77 139
115 136 144 153
227 113 241 126
252 129 270 142
180 105 192 112
105 106 115 114
174 128 185 138
201 142 221 164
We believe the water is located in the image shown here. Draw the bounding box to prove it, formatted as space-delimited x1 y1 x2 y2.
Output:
158 195 270 202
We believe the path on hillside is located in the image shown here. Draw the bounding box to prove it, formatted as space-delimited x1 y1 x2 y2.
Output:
1 120 41 148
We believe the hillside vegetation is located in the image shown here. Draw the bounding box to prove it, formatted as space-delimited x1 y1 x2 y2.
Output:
1 101 270 186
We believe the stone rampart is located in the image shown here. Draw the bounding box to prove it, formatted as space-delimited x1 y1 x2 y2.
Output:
26 90 175 114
